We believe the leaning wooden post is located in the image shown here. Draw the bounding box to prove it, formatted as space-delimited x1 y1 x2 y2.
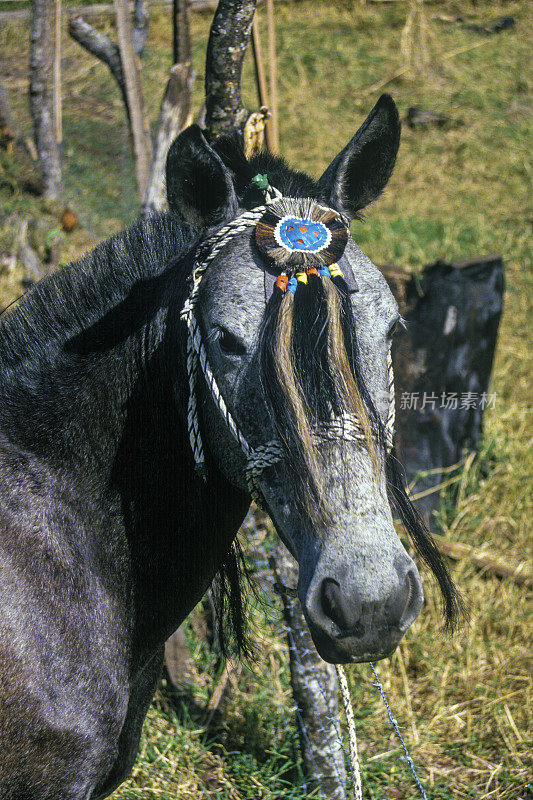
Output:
265 0 279 153
113 0 152 198
270 544 347 800
204 0 257 138
30 0 62 199
142 64 194 215
53 0 62 143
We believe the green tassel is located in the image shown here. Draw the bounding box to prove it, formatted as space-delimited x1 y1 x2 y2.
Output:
251 173 269 190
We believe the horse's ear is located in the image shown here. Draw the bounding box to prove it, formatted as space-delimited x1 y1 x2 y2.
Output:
317 94 401 219
166 124 238 231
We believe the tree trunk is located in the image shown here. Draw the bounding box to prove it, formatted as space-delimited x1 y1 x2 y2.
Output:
30 0 62 199
270 545 347 800
133 0 150 56
142 62 194 215
173 0 191 64
113 0 153 198
204 0 257 138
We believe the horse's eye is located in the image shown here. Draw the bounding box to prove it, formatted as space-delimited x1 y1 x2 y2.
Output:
218 328 246 357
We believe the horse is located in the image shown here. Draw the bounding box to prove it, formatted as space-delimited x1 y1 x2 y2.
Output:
0 94 460 799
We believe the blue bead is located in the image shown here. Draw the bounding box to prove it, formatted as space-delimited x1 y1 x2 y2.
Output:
287 277 298 294
318 265 331 277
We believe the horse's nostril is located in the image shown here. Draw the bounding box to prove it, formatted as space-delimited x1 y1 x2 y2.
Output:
399 567 424 631
321 579 366 638
321 578 352 632
321 578 341 626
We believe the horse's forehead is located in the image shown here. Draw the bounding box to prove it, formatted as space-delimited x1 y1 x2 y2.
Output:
201 230 264 327
202 229 262 298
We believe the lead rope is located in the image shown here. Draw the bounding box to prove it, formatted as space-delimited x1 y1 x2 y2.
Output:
180 186 285 502
370 663 429 799
336 661 430 800
336 664 363 800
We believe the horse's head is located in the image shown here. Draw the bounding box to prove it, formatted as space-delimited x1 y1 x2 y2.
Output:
167 95 461 663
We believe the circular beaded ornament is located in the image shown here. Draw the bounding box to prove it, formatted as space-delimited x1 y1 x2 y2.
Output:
255 198 348 269
275 217 332 252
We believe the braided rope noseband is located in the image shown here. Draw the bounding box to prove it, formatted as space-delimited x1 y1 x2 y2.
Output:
180 182 395 506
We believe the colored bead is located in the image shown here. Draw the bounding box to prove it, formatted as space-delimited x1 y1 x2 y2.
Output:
252 173 269 190
287 277 298 294
296 271 308 284
306 267 319 277
329 262 344 278
276 273 289 292
318 265 331 277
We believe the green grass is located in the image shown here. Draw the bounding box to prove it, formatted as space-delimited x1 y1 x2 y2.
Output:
0 0 531 798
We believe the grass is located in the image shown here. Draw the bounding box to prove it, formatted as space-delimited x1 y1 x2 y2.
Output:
0 0 531 797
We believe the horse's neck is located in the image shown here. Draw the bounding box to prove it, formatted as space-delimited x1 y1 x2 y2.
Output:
0 217 250 654
0 302 161 481
108 332 250 657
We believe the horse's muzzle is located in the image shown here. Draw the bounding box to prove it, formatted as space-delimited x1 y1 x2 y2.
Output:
302 554 424 663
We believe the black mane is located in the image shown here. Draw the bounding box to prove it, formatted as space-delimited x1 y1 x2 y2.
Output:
0 213 196 371
211 131 320 206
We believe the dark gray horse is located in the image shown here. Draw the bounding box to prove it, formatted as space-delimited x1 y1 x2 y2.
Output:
0 95 459 799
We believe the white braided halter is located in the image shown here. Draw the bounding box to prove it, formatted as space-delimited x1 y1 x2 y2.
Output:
179 184 395 506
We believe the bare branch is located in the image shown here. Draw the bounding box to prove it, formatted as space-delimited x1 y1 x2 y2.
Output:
68 15 129 115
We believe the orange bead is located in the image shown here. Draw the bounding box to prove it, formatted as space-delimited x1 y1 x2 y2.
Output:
306 267 319 277
276 273 289 292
